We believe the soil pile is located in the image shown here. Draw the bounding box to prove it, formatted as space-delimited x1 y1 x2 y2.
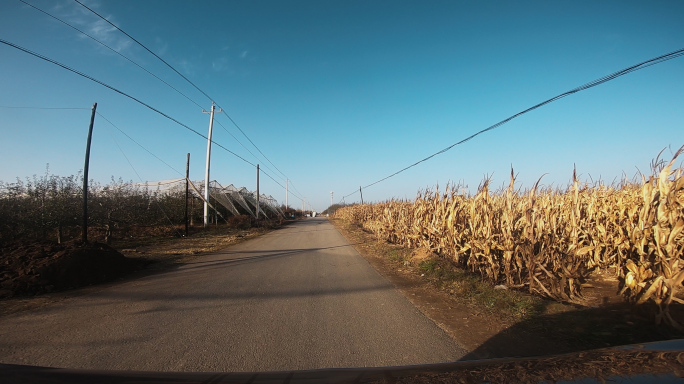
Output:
0 242 146 298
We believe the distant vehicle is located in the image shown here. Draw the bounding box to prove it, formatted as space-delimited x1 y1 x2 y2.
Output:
312 212 317 217
305 214 310 217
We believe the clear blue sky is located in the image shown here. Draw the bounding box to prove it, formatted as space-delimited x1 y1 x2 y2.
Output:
1 0 683 211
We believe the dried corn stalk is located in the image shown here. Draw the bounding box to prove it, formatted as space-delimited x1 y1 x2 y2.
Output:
335 147 684 328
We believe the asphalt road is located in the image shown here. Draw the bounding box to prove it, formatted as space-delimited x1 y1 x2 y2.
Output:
0 218 466 372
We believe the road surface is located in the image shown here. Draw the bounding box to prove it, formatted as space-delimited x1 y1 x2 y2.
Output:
0 218 466 372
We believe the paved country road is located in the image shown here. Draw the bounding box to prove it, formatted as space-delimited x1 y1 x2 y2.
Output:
0 218 466 372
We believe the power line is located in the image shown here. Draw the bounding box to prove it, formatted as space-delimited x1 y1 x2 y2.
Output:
72 0 213 104
287 179 305 200
96 112 184 176
2 104 284 215
2 104 184 177
24 0 297 191
0 38 257 169
102 108 288 215
1 39 297 202
260 168 304 201
21 0 284 181
214 119 283 182
73 0 292 183
19 0 204 110
218 113 288 180
342 47 684 200
102 119 184 237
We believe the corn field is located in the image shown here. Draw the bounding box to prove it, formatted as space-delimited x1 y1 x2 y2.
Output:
335 148 684 328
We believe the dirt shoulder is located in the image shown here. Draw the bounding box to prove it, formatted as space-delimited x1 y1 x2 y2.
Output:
115 225 273 268
330 218 683 359
0 223 283 317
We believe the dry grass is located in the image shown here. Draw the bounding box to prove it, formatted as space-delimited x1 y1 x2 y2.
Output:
336 147 684 329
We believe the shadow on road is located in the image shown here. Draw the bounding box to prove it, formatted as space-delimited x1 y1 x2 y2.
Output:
49 240 393 312
459 300 684 360
273 227 339 234
180 242 366 270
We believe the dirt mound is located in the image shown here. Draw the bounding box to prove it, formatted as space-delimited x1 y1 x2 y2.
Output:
0 242 147 299
409 247 436 264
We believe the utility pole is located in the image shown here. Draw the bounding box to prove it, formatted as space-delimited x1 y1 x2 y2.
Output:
360 186 364 204
302 198 305 216
184 153 190 237
202 101 222 227
256 164 260 220
330 191 333 207
286 179 289 209
82 102 97 243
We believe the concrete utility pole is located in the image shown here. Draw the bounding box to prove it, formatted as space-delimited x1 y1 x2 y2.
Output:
330 191 333 207
286 179 289 209
82 102 97 243
256 164 260 219
202 101 222 227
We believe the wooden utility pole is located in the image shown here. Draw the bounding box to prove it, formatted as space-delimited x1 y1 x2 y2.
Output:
184 153 190 237
82 102 97 243
360 186 364 205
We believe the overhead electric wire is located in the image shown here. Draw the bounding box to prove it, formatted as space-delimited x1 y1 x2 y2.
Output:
21 0 285 178
72 0 214 104
1 104 186 180
0 38 258 169
342 47 684 200
218 113 288 180
287 180 305 200
98 99 298 202
19 0 204 110
96 112 184 176
260 168 304 201
73 0 293 183
101 117 184 237
214 119 284 182
22 0 292 183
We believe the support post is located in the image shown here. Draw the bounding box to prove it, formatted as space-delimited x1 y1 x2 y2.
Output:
285 179 288 209
256 164 260 220
184 153 190 237
202 102 222 227
360 186 364 204
82 102 97 243
330 191 333 207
